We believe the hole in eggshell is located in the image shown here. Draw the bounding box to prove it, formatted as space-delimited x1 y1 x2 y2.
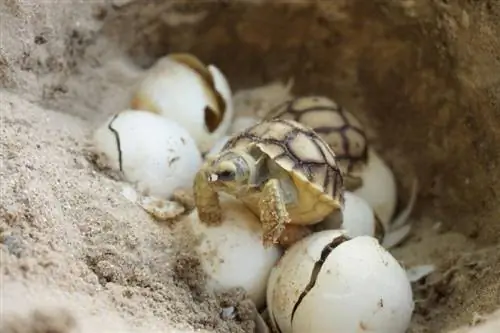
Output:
169 52 227 131
204 106 221 133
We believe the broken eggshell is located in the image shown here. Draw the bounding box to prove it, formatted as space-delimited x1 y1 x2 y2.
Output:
322 186 418 249
352 148 397 226
92 110 202 199
187 194 282 309
130 53 234 153
351 148 420 249
267 230 414 333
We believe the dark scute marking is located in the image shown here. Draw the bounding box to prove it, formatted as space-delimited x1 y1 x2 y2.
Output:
204 106 220 133
230 119 344 192
107 113 123 172
290 235 350 324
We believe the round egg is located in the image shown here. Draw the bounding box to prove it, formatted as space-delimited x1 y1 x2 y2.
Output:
353 148 397 226
267 230 414 333
130 53 234 153
229 116 260 135
92 110 202 199
187 194 282 309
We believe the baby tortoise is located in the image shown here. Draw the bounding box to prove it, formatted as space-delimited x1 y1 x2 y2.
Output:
264 95 368 190
193 118 345 247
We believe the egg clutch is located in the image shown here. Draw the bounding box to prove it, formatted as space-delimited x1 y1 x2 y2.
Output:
90 53 423 333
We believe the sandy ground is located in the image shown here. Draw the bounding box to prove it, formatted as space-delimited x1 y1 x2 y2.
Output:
1 1 500 333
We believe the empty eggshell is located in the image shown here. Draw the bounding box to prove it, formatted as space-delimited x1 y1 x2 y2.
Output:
130 53 234 153
353 148 397 226
267 230 414 333
187 194 282 309
92 110 202 199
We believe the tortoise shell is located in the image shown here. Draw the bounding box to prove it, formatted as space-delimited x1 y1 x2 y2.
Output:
222 118 345 213
264 96 368 173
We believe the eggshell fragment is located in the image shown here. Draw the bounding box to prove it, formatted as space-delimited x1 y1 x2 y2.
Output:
92 110 202 199
187 194 282 309
130 54 234 153
322 191 377 239
267 230 414 333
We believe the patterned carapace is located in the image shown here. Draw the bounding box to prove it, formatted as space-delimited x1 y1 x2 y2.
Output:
264 96 369 173
222 118 345 206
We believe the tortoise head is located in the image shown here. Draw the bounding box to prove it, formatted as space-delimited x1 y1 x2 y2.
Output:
203 150 257 191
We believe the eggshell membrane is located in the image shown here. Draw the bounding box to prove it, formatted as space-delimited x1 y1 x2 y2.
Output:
267 231 413 333
353 148 397 228
323 191 377 238
188 194 282 309
92 110 202 199
130 56 233 153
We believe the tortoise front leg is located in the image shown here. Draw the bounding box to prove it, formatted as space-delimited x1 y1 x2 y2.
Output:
193 170 222 225
259 178 292 247
278 224 312 248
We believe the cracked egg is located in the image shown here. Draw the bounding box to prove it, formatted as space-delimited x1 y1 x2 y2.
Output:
266 230 413 333
187 194 282 309
130 53 234 153
91 110 202 199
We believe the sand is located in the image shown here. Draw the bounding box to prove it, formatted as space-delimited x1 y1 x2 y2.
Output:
1 0 500 332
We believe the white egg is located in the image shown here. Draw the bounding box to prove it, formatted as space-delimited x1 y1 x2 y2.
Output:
229 116 260 134
342 191 377 238
351 150 419 249
206 135 231 158
267 230 414 333
187 194 282 309
130 53 234 153
92 110 202 199
353 148 397 225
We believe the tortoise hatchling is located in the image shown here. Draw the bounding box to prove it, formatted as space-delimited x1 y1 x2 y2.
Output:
264 95 368 190
193 118 345 247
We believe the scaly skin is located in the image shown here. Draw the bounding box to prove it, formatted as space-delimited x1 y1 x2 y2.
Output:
193 170 222 225
259 178 291 247
278 225 312 248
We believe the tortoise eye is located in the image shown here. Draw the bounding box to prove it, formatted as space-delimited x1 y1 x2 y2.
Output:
217 170 235 181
